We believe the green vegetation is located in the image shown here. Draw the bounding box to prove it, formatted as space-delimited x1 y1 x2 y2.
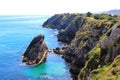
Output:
44 13 120 80
74 13 120 80
78 34 120 79
62 13 120 80
93 14 120 23
78 44 101 79
78 23 120 79
91 55 120 80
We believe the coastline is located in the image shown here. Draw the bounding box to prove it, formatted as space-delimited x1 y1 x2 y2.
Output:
42 13 120 80
0 15 71 80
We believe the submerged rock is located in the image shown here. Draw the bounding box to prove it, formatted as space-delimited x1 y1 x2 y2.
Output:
22 34 48 66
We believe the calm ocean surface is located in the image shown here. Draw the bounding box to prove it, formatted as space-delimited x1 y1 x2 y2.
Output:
0 15 71 80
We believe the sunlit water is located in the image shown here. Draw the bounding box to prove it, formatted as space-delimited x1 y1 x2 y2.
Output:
0 15 71 80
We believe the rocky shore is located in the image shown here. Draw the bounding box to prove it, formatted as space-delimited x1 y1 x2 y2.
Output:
43 13 120 80
43 14 85 44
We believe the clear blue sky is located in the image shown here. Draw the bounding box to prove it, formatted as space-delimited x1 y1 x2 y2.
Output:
0 0 120 15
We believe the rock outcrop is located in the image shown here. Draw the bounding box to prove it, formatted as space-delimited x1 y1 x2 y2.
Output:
22 34 48 66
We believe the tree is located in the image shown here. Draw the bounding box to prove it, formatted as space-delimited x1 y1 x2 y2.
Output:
86 12 92 17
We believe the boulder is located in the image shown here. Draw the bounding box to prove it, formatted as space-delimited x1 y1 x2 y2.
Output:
53 47 67 55
22 34 48 66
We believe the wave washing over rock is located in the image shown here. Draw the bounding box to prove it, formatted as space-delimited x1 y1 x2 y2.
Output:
43 13 120 80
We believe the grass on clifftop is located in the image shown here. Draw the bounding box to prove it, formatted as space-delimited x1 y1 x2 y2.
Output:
91 55 120 80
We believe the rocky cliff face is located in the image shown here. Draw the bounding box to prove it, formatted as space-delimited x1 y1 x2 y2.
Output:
22 34 48 66
43 14 85 43
63 18 115 79
79 25 120 80
43 13 120 80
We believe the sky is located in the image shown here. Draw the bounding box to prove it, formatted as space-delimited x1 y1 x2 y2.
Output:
0 0 120 15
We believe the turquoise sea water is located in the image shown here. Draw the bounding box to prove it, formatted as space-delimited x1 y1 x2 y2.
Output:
0 15 71 80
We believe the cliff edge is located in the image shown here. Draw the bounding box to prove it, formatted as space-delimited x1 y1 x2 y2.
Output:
43 13 120 80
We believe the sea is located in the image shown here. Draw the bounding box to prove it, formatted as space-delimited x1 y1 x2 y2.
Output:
0 15 71 80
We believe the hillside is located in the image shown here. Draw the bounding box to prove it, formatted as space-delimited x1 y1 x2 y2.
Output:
43 13 120 80
105 9 120 15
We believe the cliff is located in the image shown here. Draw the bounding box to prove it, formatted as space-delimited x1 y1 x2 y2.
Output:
43 13 85 43
22 34 48 66
43 13 120 80
79 25 120 80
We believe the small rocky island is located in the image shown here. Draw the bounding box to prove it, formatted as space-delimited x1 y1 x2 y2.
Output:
22 34 48 66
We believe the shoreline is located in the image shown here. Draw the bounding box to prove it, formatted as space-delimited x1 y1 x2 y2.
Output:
42 13 120 80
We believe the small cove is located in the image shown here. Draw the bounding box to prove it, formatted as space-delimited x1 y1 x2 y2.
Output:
0 15 71 80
